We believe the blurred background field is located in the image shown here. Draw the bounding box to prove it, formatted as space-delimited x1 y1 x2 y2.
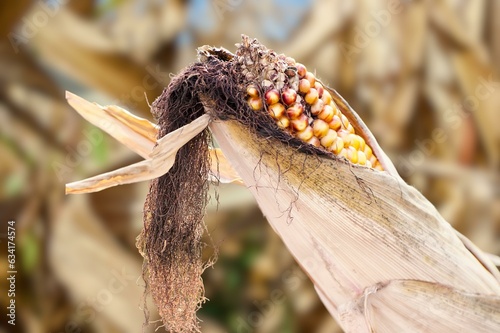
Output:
0 0 499 332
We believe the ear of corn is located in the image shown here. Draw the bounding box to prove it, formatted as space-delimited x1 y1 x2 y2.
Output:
240 40 382 169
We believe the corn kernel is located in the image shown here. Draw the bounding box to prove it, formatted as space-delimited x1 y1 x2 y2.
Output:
358 136 366 151
276 115 290 129
337 129 350 141
341 114 350 129
344 134 357 149
346 147 358 164
338 147 348 159
328 115 342 131
364 145 373 160
331 137 344 154
318 104 334 123
265 89 280 105
268 103 285 118
307 136 321 147
299 79 311 94
296 126 314 141
247 85 259 98
347 123 355 134
314 82 324 98
331 102 340 116
312 119 329 139
357 151 367 165
320 129 338 148
286 103 303 119
310 99 324 116
347 134 364 150
322 90 332 105
291 114 308 132
281 87 297 105
248 97 263 111
296 63 307 78
305 88 319 105
305 71 316 86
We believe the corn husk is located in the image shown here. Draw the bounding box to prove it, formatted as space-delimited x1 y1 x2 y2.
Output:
65 92 500 332
65 92 241 194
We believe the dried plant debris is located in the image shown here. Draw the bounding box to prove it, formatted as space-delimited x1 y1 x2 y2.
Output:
66 35 499 332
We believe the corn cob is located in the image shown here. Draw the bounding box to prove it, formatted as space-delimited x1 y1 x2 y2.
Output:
239 37 383 170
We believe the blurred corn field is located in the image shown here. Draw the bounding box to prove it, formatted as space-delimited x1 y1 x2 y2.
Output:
1 1 499 332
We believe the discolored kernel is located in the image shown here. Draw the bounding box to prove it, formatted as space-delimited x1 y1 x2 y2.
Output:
265 89 280 105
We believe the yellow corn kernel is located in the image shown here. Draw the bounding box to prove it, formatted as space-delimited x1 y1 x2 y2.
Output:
247 85 259 98
276 115 290 129
364 145 373 160
305 88 319 104
299 79 311 94
320 129 338 148
357 151 367 165
291 114 309 132
338 147 348 159
340 114 350 129
305 71 316 86
312 119 329 139
346 146 358 164
248 97 263 111
307 136 321 147
310 99 324 116
318 104 334 123
328 115 342 131
268 103 285 118
296 126 314 141
331 137 344 154
347 123 355 134
322 90 332 105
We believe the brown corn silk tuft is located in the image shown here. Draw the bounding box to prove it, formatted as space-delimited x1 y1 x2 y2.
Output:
139 36 369 332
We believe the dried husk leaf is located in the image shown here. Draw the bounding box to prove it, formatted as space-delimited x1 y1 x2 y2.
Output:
66 91 156 158
208 118 500 332
65 114 210 194
66 92 242 188
361 279 500 332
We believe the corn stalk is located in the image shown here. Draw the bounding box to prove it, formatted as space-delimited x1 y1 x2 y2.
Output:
65 37 500 332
